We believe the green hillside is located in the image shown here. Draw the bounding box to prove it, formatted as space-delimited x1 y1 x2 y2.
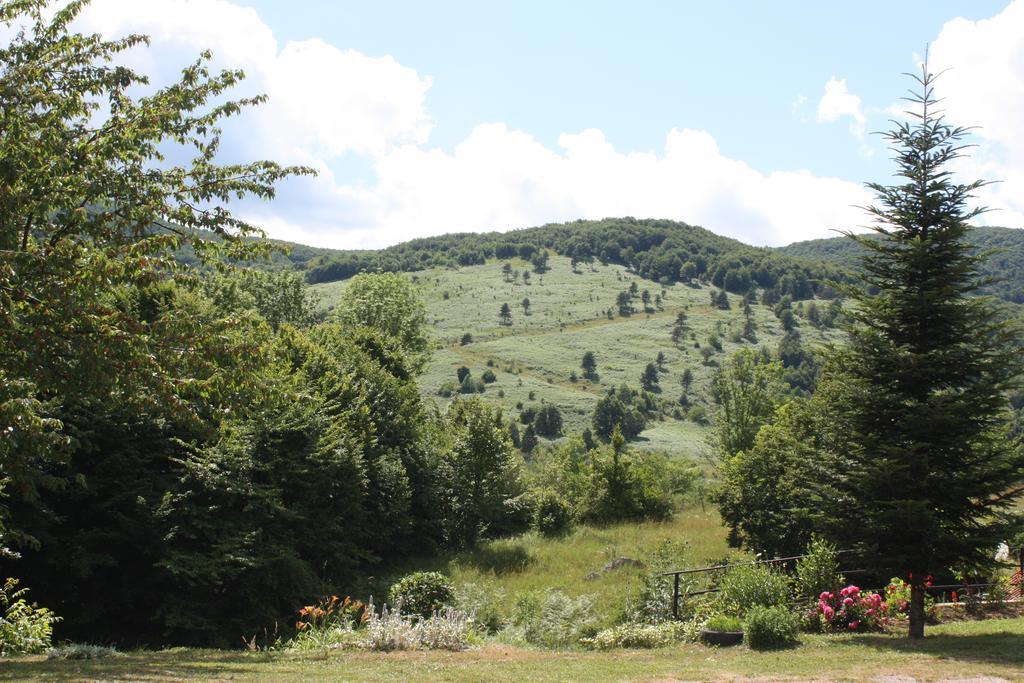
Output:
778 225 1024 304
313 252 842 456
302 217 849 302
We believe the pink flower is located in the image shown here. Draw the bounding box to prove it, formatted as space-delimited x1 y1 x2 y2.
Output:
823 606 835 620
819 591 831 601
849 620 860 630
866 609 875 616
843 597 854 607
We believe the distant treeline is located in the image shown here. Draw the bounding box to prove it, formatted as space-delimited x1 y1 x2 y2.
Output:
301 218 852 301
780 225 1024 305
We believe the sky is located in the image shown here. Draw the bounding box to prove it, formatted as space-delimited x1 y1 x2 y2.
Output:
38 1 1024 248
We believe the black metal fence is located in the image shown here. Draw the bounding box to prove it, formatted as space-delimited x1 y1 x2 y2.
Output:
660 546 1024 619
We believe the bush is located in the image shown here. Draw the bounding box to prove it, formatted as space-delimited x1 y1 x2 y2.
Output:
795 537 841 601
531 489 574 537
455 583 506 634
628 540 694 624
581 621 688 650
744 606 799 650
0 578 60 656
388 572 455 619
413 608 474 651
719 565 791 616
437 380 457 397
816 585 887 632
506 590 597 648
460 333 473 345
481 369 497 383
286 595 369 651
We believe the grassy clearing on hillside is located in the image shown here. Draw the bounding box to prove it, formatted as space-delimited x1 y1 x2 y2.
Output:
312 254 842 455
8 617 1023 681
366 510 735 628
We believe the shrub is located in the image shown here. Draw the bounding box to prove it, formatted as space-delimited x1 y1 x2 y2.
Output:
414 608 474 651
531 488 574 537
816 585 887 632
719 565 791 616
457 366 471 383
363 602 418 651
581 621 688 650
704 615 743 632
0 578 60 656
388 572 455 619
286 595 369 651
437 380 457 398
506 590 597 649
744 606 799 649
46 644 123 660
481 369 497 383
455 583 506 634
795 537 841 601
460 333 473 345
628 540 695 624
879 577 935 619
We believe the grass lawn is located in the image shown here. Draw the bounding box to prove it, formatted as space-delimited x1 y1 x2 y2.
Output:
8 617 1023 681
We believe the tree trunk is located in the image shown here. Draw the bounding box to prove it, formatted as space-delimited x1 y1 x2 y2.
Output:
908 584 925 639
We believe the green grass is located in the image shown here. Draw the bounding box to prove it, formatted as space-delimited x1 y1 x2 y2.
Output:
366 509 734 627
8 617 1023 681
312 254 842 456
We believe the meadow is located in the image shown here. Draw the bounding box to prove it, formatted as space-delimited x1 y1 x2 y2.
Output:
313 254 841 454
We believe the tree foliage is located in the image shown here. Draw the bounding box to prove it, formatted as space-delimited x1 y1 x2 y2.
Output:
710 349 787 458
334 272 430 368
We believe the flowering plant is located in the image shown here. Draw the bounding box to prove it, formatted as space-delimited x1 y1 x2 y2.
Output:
295 595 368 632
815 585 887 632
881 577 936 617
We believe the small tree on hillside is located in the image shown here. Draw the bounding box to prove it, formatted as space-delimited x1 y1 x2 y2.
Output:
581 351 598 379
533 404 563 438
822 63 1024 639
640 363 660 392
671 312 688 344
521 297 531 315
499 302 512 325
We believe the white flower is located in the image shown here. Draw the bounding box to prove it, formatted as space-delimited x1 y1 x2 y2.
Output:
995 542 1010 562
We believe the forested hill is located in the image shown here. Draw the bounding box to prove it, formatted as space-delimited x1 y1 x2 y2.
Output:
778 226 1024 304
295 218 850 302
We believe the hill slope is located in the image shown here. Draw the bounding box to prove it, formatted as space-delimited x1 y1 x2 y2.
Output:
313 252 842 456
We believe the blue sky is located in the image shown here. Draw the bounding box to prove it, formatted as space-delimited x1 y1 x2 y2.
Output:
60 1 1024 247
245 1 1005 179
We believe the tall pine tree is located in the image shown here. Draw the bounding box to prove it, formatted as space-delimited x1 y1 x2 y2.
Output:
825 61 1024 638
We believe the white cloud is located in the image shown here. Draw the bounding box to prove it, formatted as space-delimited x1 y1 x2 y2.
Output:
56 0 877 248
257 125 872 249
930 0 1024 228
74 0 433 161
816 77 870 155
